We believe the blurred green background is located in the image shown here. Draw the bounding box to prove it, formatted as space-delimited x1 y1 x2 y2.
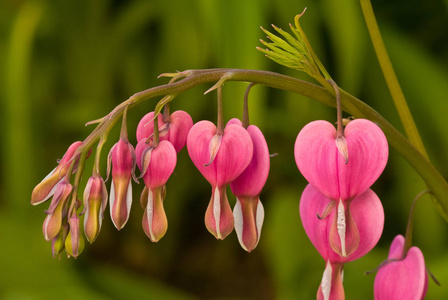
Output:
1 0 448 299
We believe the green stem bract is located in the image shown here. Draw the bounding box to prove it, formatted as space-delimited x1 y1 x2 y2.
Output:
79 68 448 221
359 0 429 160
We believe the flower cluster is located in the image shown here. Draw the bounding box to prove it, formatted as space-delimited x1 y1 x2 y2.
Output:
295 119 389 299
31 106 271 257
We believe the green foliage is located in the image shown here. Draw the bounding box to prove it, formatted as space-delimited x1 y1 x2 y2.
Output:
1 0 447 299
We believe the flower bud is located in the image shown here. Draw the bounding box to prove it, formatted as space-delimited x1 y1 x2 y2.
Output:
32 141 82 205
65 214 85 258
83 175 108 243
107 139 136 230
42 181 73 241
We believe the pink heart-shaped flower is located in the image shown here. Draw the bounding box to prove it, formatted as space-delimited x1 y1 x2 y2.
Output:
374 235 428 300
295 119 388 201
300 184 384 264
136 110 193 153
187 120 253 187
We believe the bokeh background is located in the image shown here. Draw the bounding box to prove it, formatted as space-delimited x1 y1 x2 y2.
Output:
1 0 448 299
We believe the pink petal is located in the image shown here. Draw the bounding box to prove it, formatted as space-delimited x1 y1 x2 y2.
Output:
187 121 253 187
374 236 428 300
300 184 384 263
136 112 164 142
230 124 270 197
295 119 388 200
166 110 193 153
142 140 177 190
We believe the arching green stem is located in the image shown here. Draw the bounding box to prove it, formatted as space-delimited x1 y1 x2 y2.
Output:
359 0 428 160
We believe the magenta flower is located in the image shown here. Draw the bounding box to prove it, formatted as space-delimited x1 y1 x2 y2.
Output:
228 119 270 252
374 235 428 300
107 138 136 230
187 120 253 239
42 180 73 241
136 110 193 153
295 119 388 201
82 175 108 243
137 139 177 242
300 184 384 299
32 141 83 205
300 184 384 264
295 119 388 257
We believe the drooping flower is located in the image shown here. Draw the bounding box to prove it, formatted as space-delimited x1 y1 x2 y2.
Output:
294 119 388 201
107 138 136 230
82 175 108 243
42 180 73 241
295 119 388 257
228 118 270 252
300 184 384 299
300 184 384 264
187 120 253 239
32 141 83 205
136 139 177 242
136 110 193 153
374 235 428 300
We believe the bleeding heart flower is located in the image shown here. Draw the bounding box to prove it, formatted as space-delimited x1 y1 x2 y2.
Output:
374 235 428 300
107 138 136 230
228 118 270 252
42 180 73 241
82 175 108 243
138 139 177 242
136 110 193 153
187 120 253 240
300 184 384 263
65 213 85 258
32 141 83 205
294 119 388 201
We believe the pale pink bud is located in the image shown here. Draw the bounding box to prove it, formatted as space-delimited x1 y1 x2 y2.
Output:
83 175 108 243
65 213 85 258
107 139 136 230
32 141 82 205
42 181 73 241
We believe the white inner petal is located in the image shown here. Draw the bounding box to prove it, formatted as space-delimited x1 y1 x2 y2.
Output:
233 198 245 250
109 181 116 227
337 200 347 257
213 186 221 239
146 189 155 241
321 260 332 300
256 199 265 244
